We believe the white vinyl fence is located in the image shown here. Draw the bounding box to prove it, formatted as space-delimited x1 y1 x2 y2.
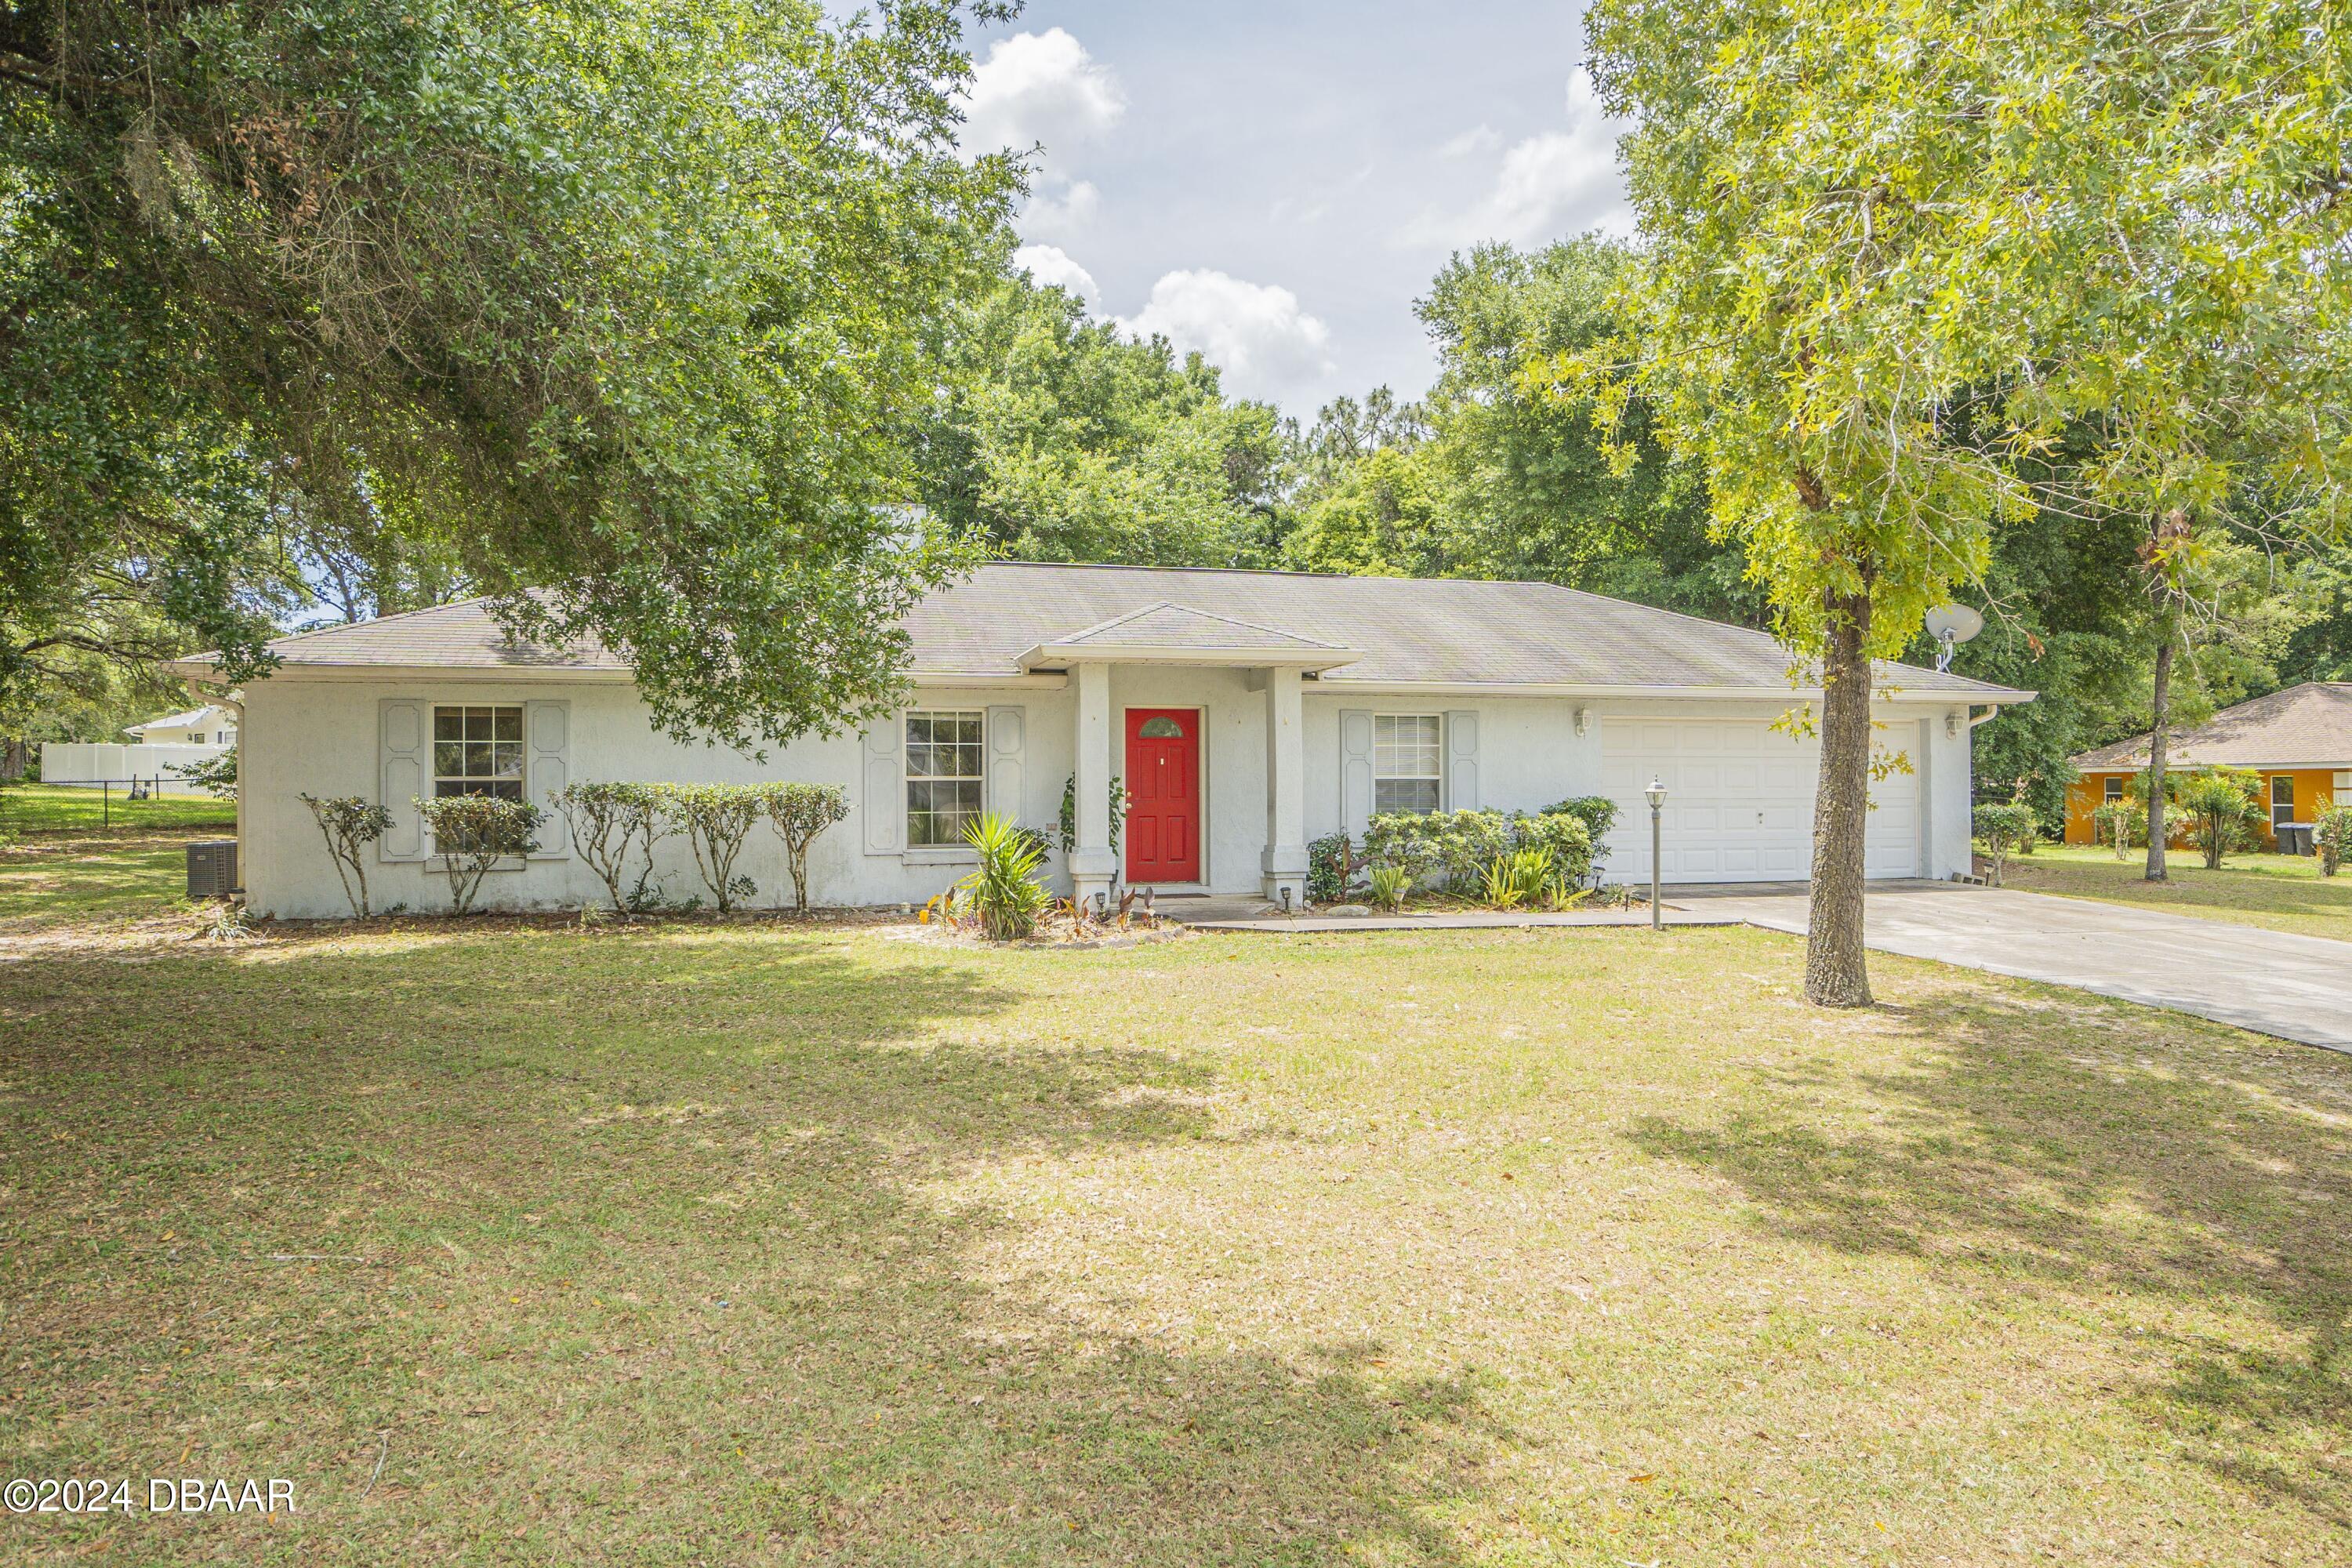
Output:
38 742 229 795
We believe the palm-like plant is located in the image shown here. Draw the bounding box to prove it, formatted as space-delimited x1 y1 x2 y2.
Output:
1368 865 1412 912
957 812 1051 941
1480 848 1555 910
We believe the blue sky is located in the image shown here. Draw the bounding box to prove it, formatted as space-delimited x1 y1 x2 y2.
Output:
949 3 1630 416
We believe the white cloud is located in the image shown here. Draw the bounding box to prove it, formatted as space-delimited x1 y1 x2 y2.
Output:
1013 244 1100 305
1400 74 1628 248
1117 270 1336 397
1021 176 1101 237
1439 123 1501 159
960 28 1126 161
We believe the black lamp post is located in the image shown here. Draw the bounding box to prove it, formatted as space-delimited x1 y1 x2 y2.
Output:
1643 775 1668 930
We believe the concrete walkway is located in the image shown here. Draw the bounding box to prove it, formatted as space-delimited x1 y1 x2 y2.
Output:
1692 884 2352 1054
1177 881 2352 1054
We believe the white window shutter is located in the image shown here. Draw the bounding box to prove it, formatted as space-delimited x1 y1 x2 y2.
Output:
863 717 903 855
1445 710 1479 811
379 699 428 862
986 706 1026 822
1339 709 1374 840
525 700 570 858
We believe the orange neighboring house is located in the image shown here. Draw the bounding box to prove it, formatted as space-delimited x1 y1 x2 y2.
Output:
2063 681 2352 848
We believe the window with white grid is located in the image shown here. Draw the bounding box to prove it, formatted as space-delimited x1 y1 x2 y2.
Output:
906 710 985 848
1373 713 1442 815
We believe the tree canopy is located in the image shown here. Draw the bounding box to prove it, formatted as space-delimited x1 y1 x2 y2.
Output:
2 0 1019 749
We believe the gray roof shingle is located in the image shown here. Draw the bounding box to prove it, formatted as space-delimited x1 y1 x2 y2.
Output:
2072 682 2352 769
187 561 2030 699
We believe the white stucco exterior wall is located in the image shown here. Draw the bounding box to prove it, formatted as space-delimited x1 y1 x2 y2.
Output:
237 671 1984 918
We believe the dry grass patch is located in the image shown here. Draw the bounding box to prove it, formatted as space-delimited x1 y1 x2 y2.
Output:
1 840 2347 1565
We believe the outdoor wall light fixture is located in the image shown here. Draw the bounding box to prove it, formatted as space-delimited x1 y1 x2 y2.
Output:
1642 776 1668 931
1573 706 1590 736
1945 708 1962 739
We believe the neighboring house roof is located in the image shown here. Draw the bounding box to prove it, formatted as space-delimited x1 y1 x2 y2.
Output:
2072 681 2352 771
175 561 2031 700
123 705 232 736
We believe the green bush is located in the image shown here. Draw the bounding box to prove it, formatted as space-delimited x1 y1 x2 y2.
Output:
2176 767 2262 870
415 793 544 914
557 781 670 913
1307 831 1356 903
763 782 851 911
1544 796 1620 869
2315 803 2352 877
956 812 1050 940
2089 798 2145 857
1363 808 1593 895
648 783 765 912
1970 801 2037 887
299 793 394 916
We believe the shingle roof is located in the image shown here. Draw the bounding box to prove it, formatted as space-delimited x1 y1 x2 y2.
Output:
1036 602 1354 659
183 561 2030 699
124 705 227 735
2072 682 2352 770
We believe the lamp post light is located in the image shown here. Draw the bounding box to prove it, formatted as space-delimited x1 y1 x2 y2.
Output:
1642 775 1668 931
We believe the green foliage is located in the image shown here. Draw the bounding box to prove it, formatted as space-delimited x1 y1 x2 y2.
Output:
2314 804 2352 877
1055 774 1130 858
919 275 1285 566
168 745 238 800
298 793 394 917
955 812 1051 942
1480 848 1555 911
1543 796 1619 872
2175 768 2264 871
1307 832 1356 904
1971 803 2039 887
415 793 544 915
1365 865 1410 913
1363 809 1593 896
557 781 670 913
2089 800 2147 858
764 782 851 913
4 0 1018 748
647 784 769 913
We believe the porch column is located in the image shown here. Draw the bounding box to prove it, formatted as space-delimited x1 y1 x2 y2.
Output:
1261 665 1308 905
1069 659 1116 913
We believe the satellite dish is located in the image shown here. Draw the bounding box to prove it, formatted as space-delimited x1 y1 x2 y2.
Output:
1922 604 1984 673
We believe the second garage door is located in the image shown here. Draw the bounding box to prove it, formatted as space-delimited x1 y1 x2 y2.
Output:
1599 717 1918 884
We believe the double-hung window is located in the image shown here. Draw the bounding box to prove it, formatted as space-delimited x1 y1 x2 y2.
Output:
2103 776 2125 804
433 705 525 800
906 710 985 848
2272 774 2296 831
1373 714 1443 815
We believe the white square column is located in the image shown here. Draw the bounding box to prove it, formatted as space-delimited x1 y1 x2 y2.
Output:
1069 660 1117 912
1261 666 1308 905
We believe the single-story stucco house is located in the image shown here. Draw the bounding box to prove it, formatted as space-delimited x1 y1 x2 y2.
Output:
2063 681 2352 847
173 562 2031 918
125 703 240 747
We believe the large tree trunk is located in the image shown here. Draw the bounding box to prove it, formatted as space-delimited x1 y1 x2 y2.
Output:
1806 586 1875 1008
2143 609 2174 883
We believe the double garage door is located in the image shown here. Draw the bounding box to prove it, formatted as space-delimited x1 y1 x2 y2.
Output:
1599 717 1918 884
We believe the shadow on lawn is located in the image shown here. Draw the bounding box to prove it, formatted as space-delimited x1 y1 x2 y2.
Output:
1628 993 2352 1530
2 928 1482 1565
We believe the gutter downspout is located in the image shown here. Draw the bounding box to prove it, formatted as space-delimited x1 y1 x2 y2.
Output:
1968 704 2002 730
185 677 246 897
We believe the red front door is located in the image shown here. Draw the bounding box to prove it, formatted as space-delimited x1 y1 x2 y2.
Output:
1124 708 1200 884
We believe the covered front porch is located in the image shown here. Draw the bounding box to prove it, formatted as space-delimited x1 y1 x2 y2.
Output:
1027 603 1360 913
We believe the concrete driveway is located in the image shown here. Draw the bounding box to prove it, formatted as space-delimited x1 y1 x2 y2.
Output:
1697 882 2352 1054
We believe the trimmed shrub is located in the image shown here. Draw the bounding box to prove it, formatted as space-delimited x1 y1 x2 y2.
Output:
649 783 765 912
299 793 394 916
1364 808 1593 895
764 782 851 912
956 812 1051 940
1544 795 1619 870
2089 799 2145 858
415 793 543 914
1970 801 2037 887
2315 803 2352 876
557 780 670 913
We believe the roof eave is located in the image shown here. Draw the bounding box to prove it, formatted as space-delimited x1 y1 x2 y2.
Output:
1016 642 1361 673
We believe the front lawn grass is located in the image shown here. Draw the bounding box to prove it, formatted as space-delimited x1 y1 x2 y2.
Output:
2 838 2347 1565
2004 841 2352 942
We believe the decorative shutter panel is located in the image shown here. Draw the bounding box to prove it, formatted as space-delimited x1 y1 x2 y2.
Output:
379 699 428 862
1445 710 1479 811
863 717 903 855
986 706 1026 822
1339 709 1374 840
524 700 570 858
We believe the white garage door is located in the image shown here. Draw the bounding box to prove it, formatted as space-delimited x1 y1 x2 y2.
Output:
1599 718 1918 884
